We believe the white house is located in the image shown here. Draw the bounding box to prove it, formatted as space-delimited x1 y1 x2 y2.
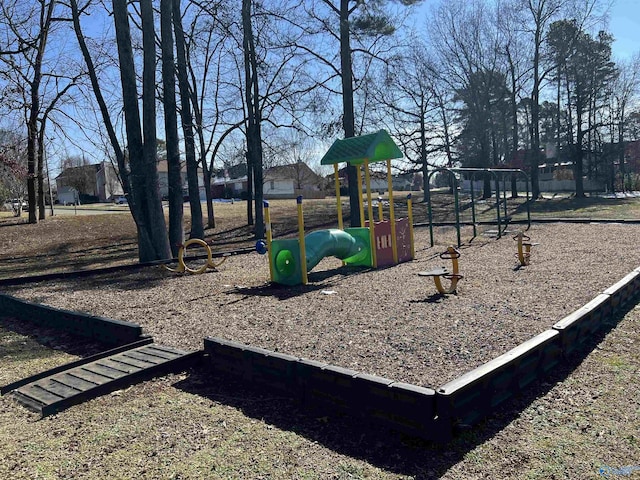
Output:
56 161 122 204
263 162 326 199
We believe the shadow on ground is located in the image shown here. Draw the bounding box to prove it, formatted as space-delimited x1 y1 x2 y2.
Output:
0 316 107 362
173 304 634 479
223 265 373 300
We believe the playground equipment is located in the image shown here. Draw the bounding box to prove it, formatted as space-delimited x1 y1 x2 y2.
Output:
259 129 415 286
426 167 531 247
513 231 538 266
418 246 463 294
164 239 229 274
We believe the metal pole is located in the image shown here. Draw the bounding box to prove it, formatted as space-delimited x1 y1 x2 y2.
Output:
407 194 415 259
493 171 501 238
427 172 435 247
44 147 54 217
263 200 275 282
469 174 477 238
333 164 343 230
386 159 398 264
453 174 461 247
296 196 308 285
502 175 508 225
364 160 377 268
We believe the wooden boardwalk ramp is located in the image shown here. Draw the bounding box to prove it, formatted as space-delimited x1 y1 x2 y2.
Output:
1 338 201 417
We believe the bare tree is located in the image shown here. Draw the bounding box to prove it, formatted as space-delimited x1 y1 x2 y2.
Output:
0 1 61 223
302 0 421 226
367 45 447 198
242 0 265 238
172 0 204 239
112 0 171 261
609 55 640 189
0 129 28 216
160 0 184 256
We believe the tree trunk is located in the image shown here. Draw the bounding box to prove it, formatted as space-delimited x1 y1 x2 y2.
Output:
574 93 585 197
508 51 519 197
242 0 264 238
141 0 171 259
173 0 204 239
25 1 55 224
530 43 541 199
114 0 171 262
192 92 215 229
203 168 215 228
160 0 184 257
339 0 360 227
37 120 47 219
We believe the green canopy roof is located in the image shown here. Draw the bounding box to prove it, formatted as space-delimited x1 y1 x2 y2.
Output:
320 129 403 166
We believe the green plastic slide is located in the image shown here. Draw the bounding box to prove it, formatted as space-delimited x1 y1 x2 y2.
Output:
270 228 371 285
304 228 368 271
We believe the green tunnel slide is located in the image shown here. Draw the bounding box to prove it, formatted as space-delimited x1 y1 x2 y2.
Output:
270 227 372 286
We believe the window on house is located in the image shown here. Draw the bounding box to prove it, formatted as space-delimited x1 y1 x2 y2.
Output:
270 180 275 190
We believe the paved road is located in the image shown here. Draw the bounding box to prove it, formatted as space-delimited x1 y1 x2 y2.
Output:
48 205 131 216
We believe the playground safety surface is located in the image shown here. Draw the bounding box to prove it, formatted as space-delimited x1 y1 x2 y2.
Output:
3 222 639 391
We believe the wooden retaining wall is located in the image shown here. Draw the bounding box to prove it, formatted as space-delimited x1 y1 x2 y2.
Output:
203 266 640 442
0 293 143 345
203 337 446 441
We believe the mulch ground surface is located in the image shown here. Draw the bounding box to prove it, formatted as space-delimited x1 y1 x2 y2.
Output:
3 222 639 389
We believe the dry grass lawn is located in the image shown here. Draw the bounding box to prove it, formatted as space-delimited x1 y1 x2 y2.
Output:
1 195 639 479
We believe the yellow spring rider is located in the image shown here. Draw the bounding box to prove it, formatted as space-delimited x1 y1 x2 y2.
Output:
418 246 464 294
513 231 538 266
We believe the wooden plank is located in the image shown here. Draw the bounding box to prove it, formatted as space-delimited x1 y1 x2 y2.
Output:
83 363 129 379
52 373 98 391
18 384 64 405
109 354 156 369
11 391 44 412
97 358 142 375
121 350 168 365
38 379 82 398
145 344 189 356
136 347 181 361
69 368 114 385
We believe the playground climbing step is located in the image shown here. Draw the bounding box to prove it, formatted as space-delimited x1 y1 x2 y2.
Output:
1 338 201 417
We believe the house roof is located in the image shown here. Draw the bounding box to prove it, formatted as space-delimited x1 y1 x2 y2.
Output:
211 175 247 186
55 164 100 179
264 162 321 182
320 129 403 166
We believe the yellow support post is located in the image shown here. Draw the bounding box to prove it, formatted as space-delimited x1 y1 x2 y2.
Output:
364 160 377 268
333 164 343 230
356 164 365 227
407 194 415 260
386 159 398 264
378 197 384 221
297 196 308 285
264 200 275 282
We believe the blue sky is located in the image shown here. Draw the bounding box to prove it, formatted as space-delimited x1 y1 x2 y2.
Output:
608 0 640 60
